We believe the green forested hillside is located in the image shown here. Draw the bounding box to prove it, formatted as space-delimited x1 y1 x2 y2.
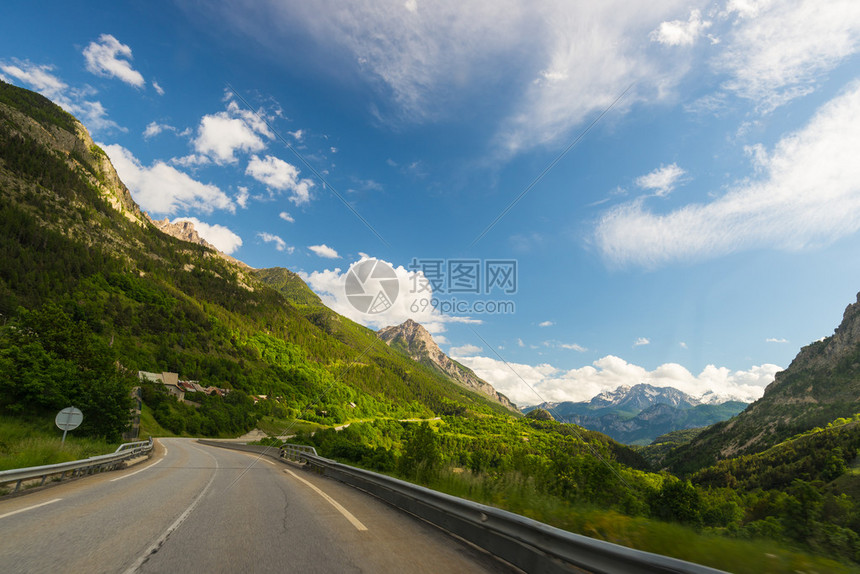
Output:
0 79 508 440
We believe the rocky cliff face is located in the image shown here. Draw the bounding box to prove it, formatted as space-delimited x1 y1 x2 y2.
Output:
665 291 860 473
378 319 518 412
0 85 144 227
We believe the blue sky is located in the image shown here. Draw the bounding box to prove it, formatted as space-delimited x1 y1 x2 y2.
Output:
3 1 860 406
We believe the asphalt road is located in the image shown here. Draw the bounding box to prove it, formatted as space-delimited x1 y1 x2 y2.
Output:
0 438 509 573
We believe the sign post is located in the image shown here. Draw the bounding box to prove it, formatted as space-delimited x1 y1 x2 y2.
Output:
55 407 83 445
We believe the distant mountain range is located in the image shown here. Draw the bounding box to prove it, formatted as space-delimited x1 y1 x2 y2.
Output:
378 319 518 412
523 384 748 445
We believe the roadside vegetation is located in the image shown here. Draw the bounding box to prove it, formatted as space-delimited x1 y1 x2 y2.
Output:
0 416 118 472
281 416 860 571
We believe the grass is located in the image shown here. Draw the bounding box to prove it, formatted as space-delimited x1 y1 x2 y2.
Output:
0 415 118 471
137 403 175 438
256 416 327 437
419 468 860 574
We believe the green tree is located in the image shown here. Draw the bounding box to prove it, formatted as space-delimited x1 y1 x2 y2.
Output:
398 422 440 481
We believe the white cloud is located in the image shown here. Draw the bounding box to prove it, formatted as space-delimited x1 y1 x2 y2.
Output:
650 9 711 47
169 154 210 168
517 338 525 348
633 337 650 347
246 155 314 205
308 244 340 259
258 232 289 251
716 0 860 111
0 61 121 132
635 163 686 197
213 1 692 155
595 82 860 267
152 81 165 96
101 143 234 215
279 211 295 223
538 320 554 327
172 217 243 254
766 337 789 343
299 256 481 332
143 121 178 139
455 353 781 406
236 186 250 209
83 34 145 88
680 341 688 349
449 344 483 356
193 101 272 164
288 129 304 141
561 343 588 352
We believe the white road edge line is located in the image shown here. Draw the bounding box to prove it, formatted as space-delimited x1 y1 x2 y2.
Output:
110 458 162 481
0 498 62 520
283 468 368 531
121 443 219 574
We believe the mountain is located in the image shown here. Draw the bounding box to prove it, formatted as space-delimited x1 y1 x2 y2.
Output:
253 267 324 307
665 292 860 474
0 79 513 438
524 384 747 445
377 319 518 412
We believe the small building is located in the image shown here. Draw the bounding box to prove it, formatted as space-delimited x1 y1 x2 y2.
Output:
138 370 185 400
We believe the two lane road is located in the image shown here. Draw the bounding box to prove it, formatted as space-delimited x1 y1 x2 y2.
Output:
0 438 508 573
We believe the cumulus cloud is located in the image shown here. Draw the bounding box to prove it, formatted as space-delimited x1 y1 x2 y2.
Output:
595 82 860 267
152 81 165 95
279 211 295 223
539 321 554 327
635 163 686 197
101 143 234 215
258 232 289 251
453 353 782 406
766 337 789 343
246 155 314 205
172 217 243 254
449 343 482 355
716 0 860 111
633 337 650 347
299 255 481 332
83 34 145 88
308 244 339 258
193 101 272 164
650 9 711 46
0 61 121 131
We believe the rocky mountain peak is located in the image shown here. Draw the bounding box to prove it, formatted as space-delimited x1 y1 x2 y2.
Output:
766 291 860 394
151 218 216 250
150 217 251 271
378 320 518 412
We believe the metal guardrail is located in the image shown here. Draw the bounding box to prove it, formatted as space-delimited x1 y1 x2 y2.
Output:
0 438 154 494
198 439 725 574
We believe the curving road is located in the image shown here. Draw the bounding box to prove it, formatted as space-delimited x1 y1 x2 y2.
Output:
0 438 509 573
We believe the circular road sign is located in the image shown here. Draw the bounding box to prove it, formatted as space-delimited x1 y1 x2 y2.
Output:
55 407 84 431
